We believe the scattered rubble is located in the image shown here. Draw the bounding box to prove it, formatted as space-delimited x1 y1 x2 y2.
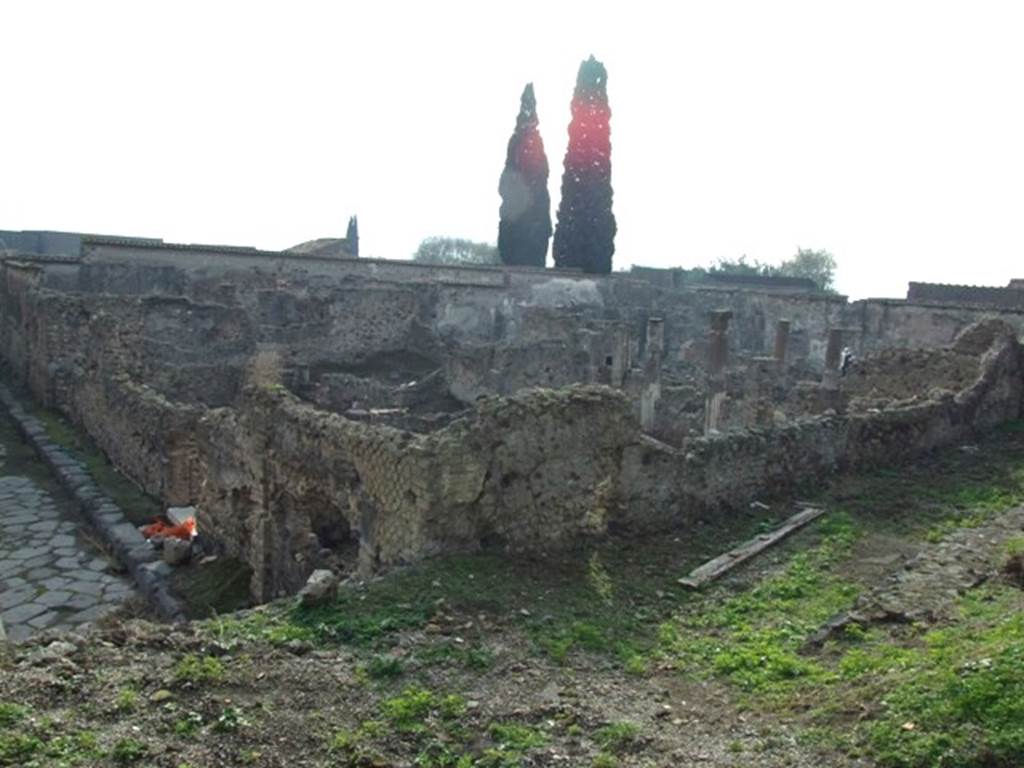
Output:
297 569 338 606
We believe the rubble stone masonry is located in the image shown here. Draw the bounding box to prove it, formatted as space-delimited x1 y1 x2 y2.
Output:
1 243 1022 600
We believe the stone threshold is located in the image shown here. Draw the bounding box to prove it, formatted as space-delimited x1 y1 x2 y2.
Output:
0 384 185 623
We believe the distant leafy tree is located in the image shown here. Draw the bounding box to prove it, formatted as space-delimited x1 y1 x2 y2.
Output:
775 248 836 291
346 215 359 257
413 237 499 266
708 255 769 277
708 249 837 291
552 55 616 274
498 83 552 268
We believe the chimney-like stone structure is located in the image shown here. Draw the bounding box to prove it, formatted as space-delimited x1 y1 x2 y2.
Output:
610 325 629 388
774 319 791 364
823 327 844 390
640 318 664 432
704 310 732 434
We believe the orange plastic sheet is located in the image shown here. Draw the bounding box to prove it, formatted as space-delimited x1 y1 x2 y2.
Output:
141 518 196 540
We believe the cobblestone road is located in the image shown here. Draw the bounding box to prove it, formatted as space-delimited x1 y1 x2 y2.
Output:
0 427 134 642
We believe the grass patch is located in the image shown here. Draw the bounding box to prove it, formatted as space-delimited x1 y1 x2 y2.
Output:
201 495 818 672
33 407 162 527
840 586 1024 767
213 705 249 733
594 721 641 753
661 513 860 696
489 723 547 750
113 687 138 713
819 421 1024 541
381 687 465 732
325 686 550 767
0 720 104 767
365 654 405 680
0 704 28 729
110 737 148 764
656 421 1024 766
1006 536 1024 557
0 731 42 766
207 548 687 668
173 654 225 685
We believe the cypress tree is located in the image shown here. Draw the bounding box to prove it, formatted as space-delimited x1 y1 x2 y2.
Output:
346 215 359 257
498 83 552 268
552 55 616 274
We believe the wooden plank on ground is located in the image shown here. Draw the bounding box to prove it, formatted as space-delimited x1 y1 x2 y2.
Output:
677 506 827 589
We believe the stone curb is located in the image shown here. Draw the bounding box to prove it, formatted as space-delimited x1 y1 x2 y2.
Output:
0 384 186 623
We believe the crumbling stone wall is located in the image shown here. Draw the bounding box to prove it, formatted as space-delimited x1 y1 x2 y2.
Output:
198 322 1022 601
631 321 1023 515
0 264 202 504
842 348 979 411
3 244 1024 605
198 385 635 600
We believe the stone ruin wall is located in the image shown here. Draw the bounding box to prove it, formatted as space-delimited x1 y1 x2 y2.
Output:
2 242 1023 600
199 386 635 600
907 281 1024 309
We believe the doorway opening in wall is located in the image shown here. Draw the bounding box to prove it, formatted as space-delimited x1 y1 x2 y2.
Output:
479 529 508 551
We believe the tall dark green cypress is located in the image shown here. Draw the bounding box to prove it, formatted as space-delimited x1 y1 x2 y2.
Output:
346 215 359 257
552 55 616 274
498 83 552 267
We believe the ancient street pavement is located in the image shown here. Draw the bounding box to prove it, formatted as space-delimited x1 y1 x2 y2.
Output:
0 428 134 642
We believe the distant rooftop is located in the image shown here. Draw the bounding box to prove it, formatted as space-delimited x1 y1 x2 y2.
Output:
1 229 356 261
907 281 1024 309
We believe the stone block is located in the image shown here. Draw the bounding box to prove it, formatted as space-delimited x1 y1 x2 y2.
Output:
167 506 196 526
162 538 192 566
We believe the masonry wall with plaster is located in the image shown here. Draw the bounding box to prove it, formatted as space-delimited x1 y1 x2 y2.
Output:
1 237 1022 600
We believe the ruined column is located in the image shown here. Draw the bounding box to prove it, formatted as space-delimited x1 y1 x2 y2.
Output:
640 318 664 433
822 327 844 390
610 325 629 388
773 319 791 364
704 310 732 434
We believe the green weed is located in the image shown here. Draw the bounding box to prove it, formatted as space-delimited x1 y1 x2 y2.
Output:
174 711 204 736
381 686 443 732
594 721 641 752
587 551 614 605
662 513 860 695
0 704 28 728
489 723 547 750
0 731 42 765
113 687 138 713
110 738 148 764
173 654 225 685
213 706 249 733
852 587 1024 767
365 654 404 680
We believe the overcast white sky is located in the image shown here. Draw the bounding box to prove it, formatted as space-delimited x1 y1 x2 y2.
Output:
3 1 1023 298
